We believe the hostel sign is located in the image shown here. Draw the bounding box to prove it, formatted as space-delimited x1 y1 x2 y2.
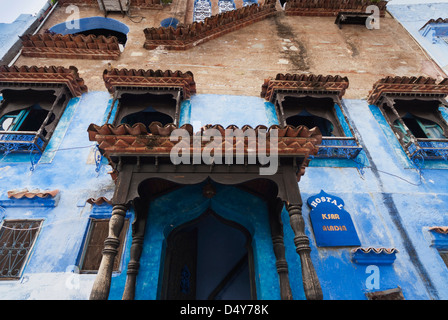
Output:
306 190 361 247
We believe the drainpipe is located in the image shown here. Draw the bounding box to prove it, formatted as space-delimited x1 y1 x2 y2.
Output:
7 1 59 67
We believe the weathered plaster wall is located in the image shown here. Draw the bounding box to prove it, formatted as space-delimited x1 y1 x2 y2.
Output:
388 2 448 75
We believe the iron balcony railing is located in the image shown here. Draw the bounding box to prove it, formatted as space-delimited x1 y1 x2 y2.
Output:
314 136 362 159
0 131 47 154
406 138 448 161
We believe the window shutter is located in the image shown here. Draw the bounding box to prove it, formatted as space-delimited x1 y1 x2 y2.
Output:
80 218 129 273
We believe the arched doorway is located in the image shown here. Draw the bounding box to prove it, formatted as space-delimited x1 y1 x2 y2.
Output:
160 210 255 300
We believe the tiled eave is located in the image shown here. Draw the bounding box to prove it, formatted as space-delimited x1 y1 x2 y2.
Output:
285 0 388 17
367 76 448 105
0 65 88 97
7 189 59 199
420 18 448 31
103 68 197 99
88 122 323 180
20 33 122 60
260 73 349 102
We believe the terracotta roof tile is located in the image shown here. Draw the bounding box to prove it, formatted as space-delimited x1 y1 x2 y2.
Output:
0 65 88 97
7 189 59 199
261 73 349 102
351 247 399 254
429 226 448 234
420 18 448 30
88 122 322 156
367 76 448 105
86 197 112 205
103 68 196 99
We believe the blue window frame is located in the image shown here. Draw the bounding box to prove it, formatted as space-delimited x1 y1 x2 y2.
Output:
0 109 30 132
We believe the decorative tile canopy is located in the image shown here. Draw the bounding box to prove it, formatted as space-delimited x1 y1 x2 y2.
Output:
367 76 448 105
103 68 197 99
420 18 448 31
260 73 349 102
88 122 322 180
20 33 121 60
285 0 388 17
429 226 448 234
0 65 88 97
86 197 113 205
351 247 399 254
7 189 59 199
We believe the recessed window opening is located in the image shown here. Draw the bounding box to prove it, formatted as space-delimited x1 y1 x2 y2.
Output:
0 90 57 133
115 93 176 128
286 111 334 136
74 28 127 46
282 96 339 136
387 99 448 141
121 107 174 127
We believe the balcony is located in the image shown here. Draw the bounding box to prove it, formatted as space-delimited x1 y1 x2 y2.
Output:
314 136 362 159
0 131 46 155
407 138 448 162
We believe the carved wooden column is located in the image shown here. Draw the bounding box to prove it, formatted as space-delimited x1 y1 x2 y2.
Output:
89 204 127 300
269 197 293 300
286 202 323 300
122 199 149 300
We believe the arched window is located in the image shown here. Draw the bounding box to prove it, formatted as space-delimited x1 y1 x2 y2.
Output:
393 113 445 143
121 107 174 127
49 17 130 46
286 110 335 136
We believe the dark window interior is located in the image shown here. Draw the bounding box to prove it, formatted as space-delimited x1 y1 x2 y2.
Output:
117 93 176 127
121 107 174 127
74 28 127 45
286 112 334 136
282 96 339 136
18 106 50 132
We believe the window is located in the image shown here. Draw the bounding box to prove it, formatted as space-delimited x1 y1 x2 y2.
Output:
0 220 43 280
261 74 362 160
0 89 66 154
367 76 448 165
0 65 87 156
79 218 129 273
102 68 196 130
379 98 448 162
113 93 176 128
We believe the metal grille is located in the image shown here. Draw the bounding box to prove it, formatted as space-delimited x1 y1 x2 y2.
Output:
0 220 42 280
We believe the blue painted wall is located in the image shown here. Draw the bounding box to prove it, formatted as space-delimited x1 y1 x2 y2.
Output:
1 3 448 300
388 3 448 74
1 87 447 300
